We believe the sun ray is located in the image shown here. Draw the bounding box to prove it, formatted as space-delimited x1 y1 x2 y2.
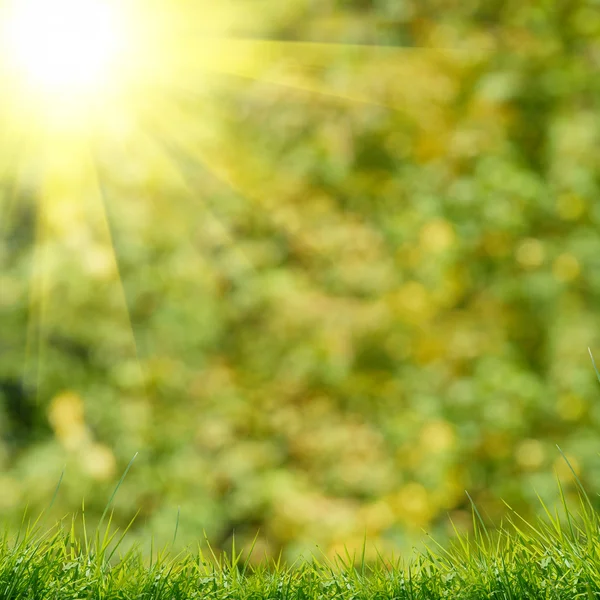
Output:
17 125 147 402
0 2 462 393
0 157 24 239
142 110 335 278
87 152 149 394
171 37 468 111
133 129 257 276
114 68 366 276
24 156 51 404
0 0 520 562
0 156 37 403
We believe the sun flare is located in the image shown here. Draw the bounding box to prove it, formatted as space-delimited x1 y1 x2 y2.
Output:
2 0 124 97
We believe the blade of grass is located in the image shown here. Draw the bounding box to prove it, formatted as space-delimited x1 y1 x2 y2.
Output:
239 528 261 579
588 348 600 384
556 445 595 515
82 497 89 558
172 505 180 547
97 452 138 533
555 469 576 542
47 465 65 511
466 490 491 547
105 507 142 565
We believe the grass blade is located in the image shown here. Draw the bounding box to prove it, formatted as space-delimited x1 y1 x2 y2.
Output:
589 348 600 384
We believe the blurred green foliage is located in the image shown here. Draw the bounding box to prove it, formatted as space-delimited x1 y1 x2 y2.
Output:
2 0 600 564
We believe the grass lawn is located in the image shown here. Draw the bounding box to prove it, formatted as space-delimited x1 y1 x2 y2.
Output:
1 447 599 599
1 354 599 599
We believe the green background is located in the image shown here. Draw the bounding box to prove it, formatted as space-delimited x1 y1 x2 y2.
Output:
1 0 600 564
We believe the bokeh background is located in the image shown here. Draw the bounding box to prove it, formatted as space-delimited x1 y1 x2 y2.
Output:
2 0 600 565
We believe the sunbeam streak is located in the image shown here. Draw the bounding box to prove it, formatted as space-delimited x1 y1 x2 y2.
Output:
180 38 467 111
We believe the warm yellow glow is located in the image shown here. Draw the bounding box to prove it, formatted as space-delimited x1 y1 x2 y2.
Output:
2 0 124 96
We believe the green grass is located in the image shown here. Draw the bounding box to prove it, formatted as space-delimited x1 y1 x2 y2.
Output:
2 352 600 599
1 448 600 599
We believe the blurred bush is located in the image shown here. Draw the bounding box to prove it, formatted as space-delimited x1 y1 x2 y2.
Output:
1 0 600 564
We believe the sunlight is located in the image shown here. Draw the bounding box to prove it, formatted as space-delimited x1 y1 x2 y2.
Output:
2 0 124 97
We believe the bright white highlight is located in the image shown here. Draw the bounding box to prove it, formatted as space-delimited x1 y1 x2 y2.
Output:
3 0 123 95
